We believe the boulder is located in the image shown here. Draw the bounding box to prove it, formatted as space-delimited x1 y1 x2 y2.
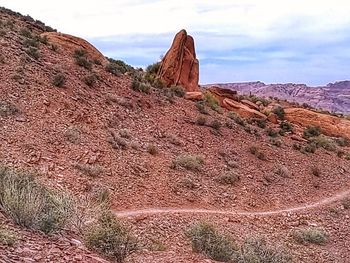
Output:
185 92 203 101
241 99 260 111
267 112 278 124
207 86 238 105
285 108 350 140
41 32 108 65
223 98 267 120
158 30 199 92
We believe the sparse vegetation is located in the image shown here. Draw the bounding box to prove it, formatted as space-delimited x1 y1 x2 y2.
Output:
279 121 293 135
147 143 159 155
0 226 17 246
203 92 222 113
303 126 321 138
216 171 240 185
272 106 285 120
266 127 279 137
83 74 97 87
249 146 266 160
169 85 185 97
196 101 208 114
119 129 131 139
275 165 290 177
187 222 236 262
310 135 337 152
132 78 151 93
74 163 104 178
0 166 73 234
25 46 40 60
52 72 66 87
64 126 81 144
196 116 207 126
172 154 204 171
311 166 321 177
74 48 92 70
233 237 292 263
107 133 128 150
210 119 222 130
292 228 328 245
229 112 246 126
0 101 19 117
84 212 137 262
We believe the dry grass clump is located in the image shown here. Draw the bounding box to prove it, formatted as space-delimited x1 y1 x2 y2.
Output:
172 154 204 171
64 126 81 144
74 48 92 70
216 171 240 185
0 101 19 117
196 116 207 126
147 143 159 155
292 228 328 245
249 146 266 160
52 72 66 87
84 212 137 262
303 126 321 138
74 163 104 178
0 166 73 234
0 226 17 246
187 222 236 262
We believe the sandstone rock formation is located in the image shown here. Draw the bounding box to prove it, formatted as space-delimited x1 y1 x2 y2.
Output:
207 86 238 105
184 92 204 101
158 30 199 92
41 32 108 65
223 98 267 120
285 108 350 139
241 99 260 111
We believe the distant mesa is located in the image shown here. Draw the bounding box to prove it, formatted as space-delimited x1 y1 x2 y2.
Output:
158 29 200 92
41 32 108 65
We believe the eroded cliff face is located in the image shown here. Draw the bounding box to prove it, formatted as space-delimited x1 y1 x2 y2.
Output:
158 30 199 92
208 81 350 114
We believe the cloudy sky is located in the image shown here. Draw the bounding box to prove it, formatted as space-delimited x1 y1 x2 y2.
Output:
1 0 350 85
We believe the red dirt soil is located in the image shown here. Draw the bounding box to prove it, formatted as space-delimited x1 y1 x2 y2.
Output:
1 8 350 263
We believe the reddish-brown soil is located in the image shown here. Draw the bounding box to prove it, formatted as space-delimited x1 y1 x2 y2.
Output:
1 8 350 263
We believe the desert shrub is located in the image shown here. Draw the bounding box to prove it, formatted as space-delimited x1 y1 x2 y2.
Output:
19 28 32 38
84 212 137 262
107 134 128 150
272 106 285 120
0 226 17 246
196 101 208 114
266 128 279 138
50 43 58 52
279 121 293 134
0 101 19 117
52 72 66 87
253 118 266 129
0 166 73 234
292 228 328 245
75 56 92 70
170 85 185 97
74 164 104 178
64 126 81 144
346 153 350 160
229 112 246 126
172 154 204 171
303 126 321 138
270 138 282 147
196 116 207 126
292 143 302 151
216 171 240 185
119 129 131 139
204 92 221 112
25 47 40 60
187 222 236 262
132 79 151 93
83 74 97 87
249 146 266 160
234 237 292 263
275 165 290 177
304 143 317 153
23 37 39 48
147 143 159 155
106 62 121 76
74 48 87 58
210 120 222 130
335 137 349 147
310 135 337 152
311 166 321 177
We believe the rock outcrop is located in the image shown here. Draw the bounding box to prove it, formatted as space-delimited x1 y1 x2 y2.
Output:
184 92 204 101
223 98 267 120
41 32 108 65
285 108 350 139
158 30 199 92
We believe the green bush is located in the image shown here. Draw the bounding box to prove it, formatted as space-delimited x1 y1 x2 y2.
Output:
0 166 73 234
132 79 151 93
107 58 134 74
266 128 279 138
172 154 204 171
310 135 337 152
187 222 236 262
196 101 208 114
170 85 185 97
106 62 121 76
204 92 220 111
74 49 92 70
279 121 293 134
84 212 137 262
292 228 328 245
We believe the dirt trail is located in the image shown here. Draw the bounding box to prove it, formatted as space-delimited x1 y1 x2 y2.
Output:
115 189 350 218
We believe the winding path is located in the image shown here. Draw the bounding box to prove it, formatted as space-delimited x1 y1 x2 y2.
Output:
115 189 350 218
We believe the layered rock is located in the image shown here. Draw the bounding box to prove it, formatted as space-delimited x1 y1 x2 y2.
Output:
158 30 199 92
207 86 238 105
41 32 108 65
285 108 350 139
223 98 267 120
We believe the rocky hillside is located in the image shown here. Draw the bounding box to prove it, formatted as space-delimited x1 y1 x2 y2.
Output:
206 81 350 114
1 7 350 263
